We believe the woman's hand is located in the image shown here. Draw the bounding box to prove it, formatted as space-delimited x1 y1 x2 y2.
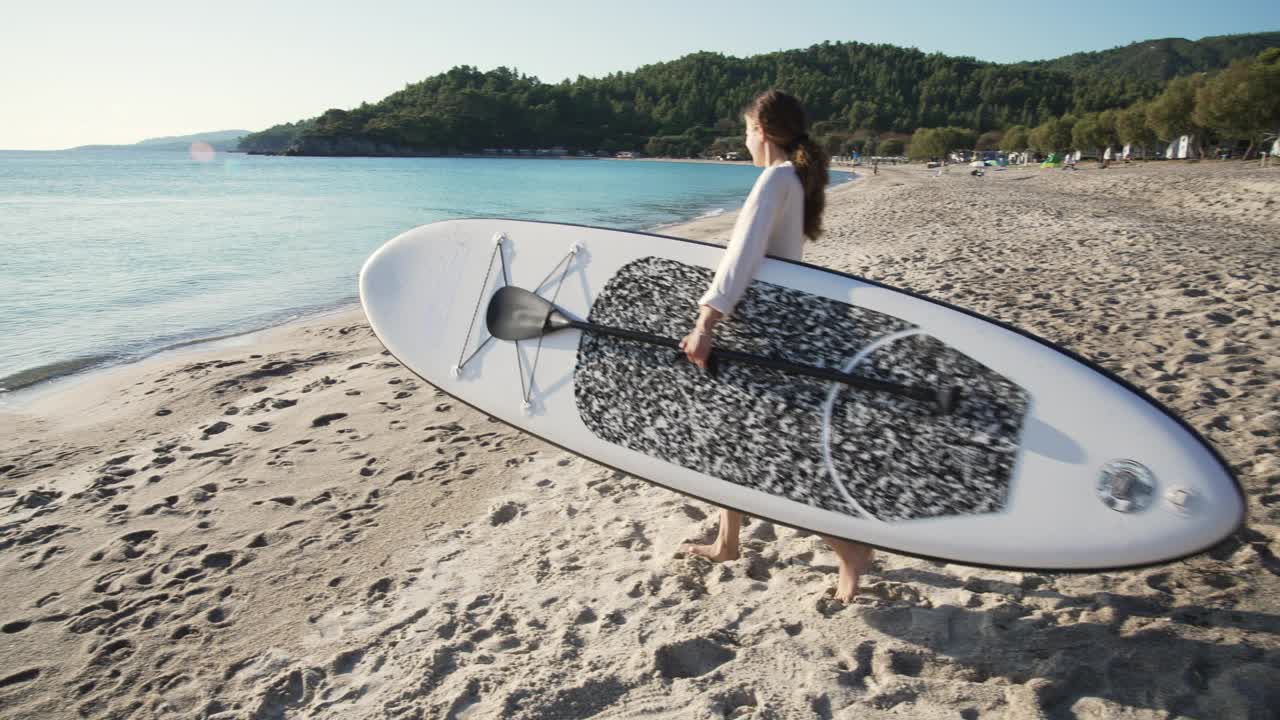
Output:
679 329 713 370
681 305 723 370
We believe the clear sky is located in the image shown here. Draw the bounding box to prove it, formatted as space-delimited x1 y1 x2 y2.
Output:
2 0 1276 150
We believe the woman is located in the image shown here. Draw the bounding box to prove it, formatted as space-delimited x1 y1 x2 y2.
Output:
678 89 875 602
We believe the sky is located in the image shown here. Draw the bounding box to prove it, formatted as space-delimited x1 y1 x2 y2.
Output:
2 0 1276 150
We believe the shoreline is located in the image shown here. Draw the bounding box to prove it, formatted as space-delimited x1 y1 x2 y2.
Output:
0 299 365 402
0 303 367 413
1 168 859 400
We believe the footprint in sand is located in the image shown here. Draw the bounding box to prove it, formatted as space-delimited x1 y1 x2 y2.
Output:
0 668 40 689
201 421 232 438
488 501 524 526
88 529 159 563
653 636 737 679
188 483 218 503
312 413 347 427
300 375 338 394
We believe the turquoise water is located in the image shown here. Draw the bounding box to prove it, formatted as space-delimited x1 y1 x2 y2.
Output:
0 149 850 390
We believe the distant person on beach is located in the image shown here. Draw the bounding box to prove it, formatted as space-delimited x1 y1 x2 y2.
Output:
676 89 875 602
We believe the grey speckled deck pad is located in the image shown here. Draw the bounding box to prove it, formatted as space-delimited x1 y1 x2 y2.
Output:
573 257 1030 522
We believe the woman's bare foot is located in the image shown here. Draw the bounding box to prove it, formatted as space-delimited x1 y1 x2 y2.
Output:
824 537 874 602
682 508 744 562
683 542 740 562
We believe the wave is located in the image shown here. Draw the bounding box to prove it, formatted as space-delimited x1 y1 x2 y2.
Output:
646 205 735 232
0 354 118 392
1 297 360 394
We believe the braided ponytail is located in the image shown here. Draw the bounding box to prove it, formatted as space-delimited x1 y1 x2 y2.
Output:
787 133 828 240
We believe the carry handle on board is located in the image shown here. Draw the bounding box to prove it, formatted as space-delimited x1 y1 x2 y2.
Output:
486 286 959 413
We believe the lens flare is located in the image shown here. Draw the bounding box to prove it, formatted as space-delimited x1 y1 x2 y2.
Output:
189 141 216 163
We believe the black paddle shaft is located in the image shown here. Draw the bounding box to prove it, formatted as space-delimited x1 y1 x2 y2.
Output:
482 286 958 413
565 319 958 413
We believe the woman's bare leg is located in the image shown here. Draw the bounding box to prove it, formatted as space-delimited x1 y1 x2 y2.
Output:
822 537 874 602
684 508 743 562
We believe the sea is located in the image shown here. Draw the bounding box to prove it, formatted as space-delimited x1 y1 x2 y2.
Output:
0 149 851 393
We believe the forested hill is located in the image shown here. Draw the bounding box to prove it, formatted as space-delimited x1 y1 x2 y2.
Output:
1023 32 1280 82
238 32 1278 157
135 130 249 148
72 130 249 152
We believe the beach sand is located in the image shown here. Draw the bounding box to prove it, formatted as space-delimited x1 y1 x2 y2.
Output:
2 160 1277 719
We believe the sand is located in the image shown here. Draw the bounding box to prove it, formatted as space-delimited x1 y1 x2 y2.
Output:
1 160 1277 719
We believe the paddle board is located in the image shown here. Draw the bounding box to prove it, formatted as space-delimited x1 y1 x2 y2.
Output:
359 218 1244 570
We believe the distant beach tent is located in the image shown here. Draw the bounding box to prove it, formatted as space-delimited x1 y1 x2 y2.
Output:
1165 135 1196 159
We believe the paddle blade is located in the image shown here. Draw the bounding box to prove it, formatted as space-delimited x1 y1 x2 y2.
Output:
486 286 572 341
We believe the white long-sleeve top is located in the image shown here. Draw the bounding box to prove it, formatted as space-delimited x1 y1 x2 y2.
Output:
697 161 805 316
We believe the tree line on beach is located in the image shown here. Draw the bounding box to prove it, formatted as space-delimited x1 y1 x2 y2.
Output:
912 48 1280 161
237 32 1280 161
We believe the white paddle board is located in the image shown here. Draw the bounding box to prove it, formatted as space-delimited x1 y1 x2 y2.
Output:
359 218 1244 570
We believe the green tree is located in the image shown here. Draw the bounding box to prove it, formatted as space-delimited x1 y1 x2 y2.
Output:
880 138 906 156
1096 109 1120 150
1193 49 1280 158
811 119 846 136
847 100 882 132
999 124 1031 152
1030 116 1074 153
645 135 697 157
1146 73 1205 156
1072 113 1105 154
909 128 946 160
946 127 979 152
1055 115 1078 150
908 126 976 160
819 132 856 157
976 130 1004 150
1116 102 1158 156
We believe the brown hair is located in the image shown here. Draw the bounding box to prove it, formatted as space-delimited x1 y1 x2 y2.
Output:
746 89 829 240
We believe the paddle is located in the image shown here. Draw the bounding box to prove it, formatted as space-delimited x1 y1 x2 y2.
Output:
486 286 959 413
